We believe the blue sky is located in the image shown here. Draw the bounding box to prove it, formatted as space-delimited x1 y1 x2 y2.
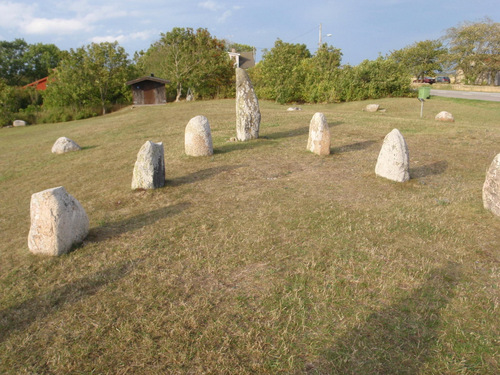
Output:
0 0 498 65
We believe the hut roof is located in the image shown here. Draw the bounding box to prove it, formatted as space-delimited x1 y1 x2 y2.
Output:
126 76 170 86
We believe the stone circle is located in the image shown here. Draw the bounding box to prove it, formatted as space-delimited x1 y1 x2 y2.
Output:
51 137 81 154
375 128 410 182
185 115 213 156
28 186 89 256
435 111 454 122
236 67 260 141
307 112 331 156
13 120 27 127
131 141 165 189
365 104 380 112
483 153 500 216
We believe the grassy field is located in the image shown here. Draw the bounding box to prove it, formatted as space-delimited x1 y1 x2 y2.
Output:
1 97 499 374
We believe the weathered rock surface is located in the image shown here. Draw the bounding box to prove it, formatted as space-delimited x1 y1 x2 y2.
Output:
287 107 302 111
51 137 81 154
365 104 380 112
307 112 331 155
375 128 410 182
185 115 213 156
236 67 260 141
28 186 89 256
435 111 454 122
13 120 27 127
131 141 165 189
483 153 500 216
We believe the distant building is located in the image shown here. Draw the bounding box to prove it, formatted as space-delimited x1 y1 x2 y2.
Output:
23 77 49 90
126 75 170 105
228 49 256 69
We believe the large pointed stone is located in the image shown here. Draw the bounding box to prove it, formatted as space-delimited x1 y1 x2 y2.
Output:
375 129 410 182
51 137 81 154
185 115 213 156
483 153 500 216
28 186 89 256
307 112 330 155
131 141 165 189
235 67 261 141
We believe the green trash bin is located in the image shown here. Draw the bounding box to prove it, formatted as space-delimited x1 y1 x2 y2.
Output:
418 86 431 99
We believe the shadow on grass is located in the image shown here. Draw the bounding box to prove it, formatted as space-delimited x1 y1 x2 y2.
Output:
168 165 244 186
214 139 276 154
81 145 98 151
309 262 461 374
0 260 140 343
264 126 310 140
87 202 190 242
410 161 448 179
332 140 376 154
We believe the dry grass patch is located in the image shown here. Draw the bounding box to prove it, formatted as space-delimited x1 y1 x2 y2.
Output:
1 97 499 374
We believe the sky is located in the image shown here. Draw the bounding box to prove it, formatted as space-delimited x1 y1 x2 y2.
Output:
0 0 498 65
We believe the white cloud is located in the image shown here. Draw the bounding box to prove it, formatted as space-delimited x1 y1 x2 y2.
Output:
90 30 155 45
0 1 32 24
218 10 232 23
129 30 156 41
91 34 125 43
198 1 221 11
23 17 90 34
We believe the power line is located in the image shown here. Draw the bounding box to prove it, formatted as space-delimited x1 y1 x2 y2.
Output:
287 26 318 43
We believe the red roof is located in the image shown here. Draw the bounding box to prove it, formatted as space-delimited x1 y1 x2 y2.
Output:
23 77 49 90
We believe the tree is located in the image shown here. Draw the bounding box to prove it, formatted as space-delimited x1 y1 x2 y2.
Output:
444 18 500 85
23 43 64 83
301 43 342 103
0 39 28 86
391 40 447 81
225 41 254 52
0 39 62 86
44 42 133 115
138 27 233 101
252 39 311 103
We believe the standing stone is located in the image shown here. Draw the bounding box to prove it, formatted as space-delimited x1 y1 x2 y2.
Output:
307 112 331 155
235 67 260 141
483 153 500 216
28 186 89 256
375 128 410 182
185 115 213 156
131 141 165 189
13 120 27 127
435 111 454 122
51 137 81 154
365 104 380 112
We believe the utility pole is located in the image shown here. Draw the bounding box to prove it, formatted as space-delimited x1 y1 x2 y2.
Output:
319 23 322 49
318 23 332 49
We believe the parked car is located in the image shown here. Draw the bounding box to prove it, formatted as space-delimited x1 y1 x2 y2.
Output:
413 77 436 84
436 76 451 83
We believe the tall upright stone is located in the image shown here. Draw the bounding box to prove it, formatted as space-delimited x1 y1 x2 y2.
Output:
131 141 165 189
185 115 213 156
235 67 260 141
375 128 410 182
483 153 500 216
307 112 331 155
28 186 89 256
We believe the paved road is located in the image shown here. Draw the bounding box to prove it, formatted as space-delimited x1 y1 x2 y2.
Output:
430 89 500 102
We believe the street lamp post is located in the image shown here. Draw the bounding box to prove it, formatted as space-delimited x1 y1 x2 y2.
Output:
318 23 332 48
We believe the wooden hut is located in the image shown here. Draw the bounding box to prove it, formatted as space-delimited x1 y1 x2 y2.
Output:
126 75 170 105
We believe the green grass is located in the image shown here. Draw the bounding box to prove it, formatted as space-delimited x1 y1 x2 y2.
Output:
1 97 499 374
